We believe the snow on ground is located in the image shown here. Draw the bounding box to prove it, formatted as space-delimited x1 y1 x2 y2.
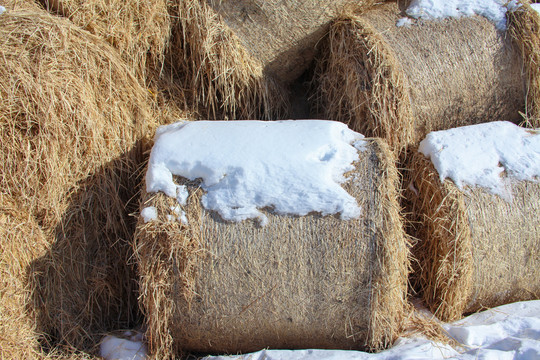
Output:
100 331 147 360
397 0 520 29
418 121 540 199
202 301 540 360
532 4 540 15
0 6 6 15
101 301 540 359
144 120 365 226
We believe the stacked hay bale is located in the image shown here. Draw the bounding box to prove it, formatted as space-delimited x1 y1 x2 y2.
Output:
406 122 540 322
134 121 410 358
0 4 158 355
168 0 380 120
312 1 527 153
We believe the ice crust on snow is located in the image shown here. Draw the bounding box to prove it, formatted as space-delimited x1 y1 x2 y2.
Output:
419 121 540 198
204 301 540 360
145 120 364 225
100 331 147 360
402 0 520 30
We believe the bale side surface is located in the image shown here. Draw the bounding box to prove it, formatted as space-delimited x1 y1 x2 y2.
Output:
135 138 409 358
313 2 525 153
0 8 156 351
508 2 540 127
206 0 379 83
406 152 540 321
0 196 49 360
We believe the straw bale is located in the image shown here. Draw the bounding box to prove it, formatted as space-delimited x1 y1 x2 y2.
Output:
205 0 379 83
508 2 540 127
406 152 540 322
40 0 171 83
313 2 525 153
134 138 409 358
0 7 156 351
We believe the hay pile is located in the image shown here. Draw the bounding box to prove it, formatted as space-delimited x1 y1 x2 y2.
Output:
134 138 409 358
0 5 157 353
312 2 525 153
406 152 540 322
40 0 171 83
0 195 49 360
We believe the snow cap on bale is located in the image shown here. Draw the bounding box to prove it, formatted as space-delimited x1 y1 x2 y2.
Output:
406 122 540 322
0 6 157 352
134 120 410 358
312 1 525 153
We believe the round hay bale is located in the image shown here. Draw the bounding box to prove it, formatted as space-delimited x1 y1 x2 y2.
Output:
406 148 540 322
312 2 525 153
40 0 171 83
134 137 409 358
0 7 156 350
0 196 49 360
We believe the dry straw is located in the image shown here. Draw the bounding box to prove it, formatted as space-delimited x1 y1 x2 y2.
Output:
40 0 171 83
134 138 410 359
0 4 158 354
313 2 525 153
206 0 379 83
508 2 540 127
406 151 540 322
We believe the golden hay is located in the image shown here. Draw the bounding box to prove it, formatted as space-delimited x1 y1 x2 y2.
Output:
167 0 287 120
406 152 540 322
508 2 540 127
39 0 171 83
134 138 410 358
312 2 525 153
0 195 49 360
206 0 379 83
0 7 158 353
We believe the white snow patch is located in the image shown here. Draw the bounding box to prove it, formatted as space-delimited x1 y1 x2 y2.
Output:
532 4 540 15
100 331 147 360
396 17 413 27
402 0 521 30
0 6 6 15
140 206 157 223
204 301 540 360
418 121 540 198
145 120 365 226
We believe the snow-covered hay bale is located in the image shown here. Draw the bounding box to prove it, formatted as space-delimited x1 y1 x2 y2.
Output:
134 121 409 357
508 2 540 127
41 0 171 82
406 122 540 322
313 2 525 153
0 196 49 360
0 7 154 350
